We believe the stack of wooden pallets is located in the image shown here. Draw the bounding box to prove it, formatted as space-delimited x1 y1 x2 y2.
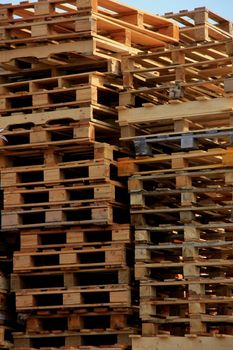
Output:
0 1 179 350
118 7 233 350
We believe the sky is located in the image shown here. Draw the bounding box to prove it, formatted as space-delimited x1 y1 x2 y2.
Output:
1 0 232 21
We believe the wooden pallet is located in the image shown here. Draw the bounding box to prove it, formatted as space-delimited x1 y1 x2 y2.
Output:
0 71 116 98
135 260 233 281
0 55 120 84
0 37 137 71
140 278 233 294
13 245 129 272
0 141 126 178
18 225 132 251
0 51 120 79
13 329 134 348
0 122 119 147
0 0 172 27
0 0 178 42
11 268 132 291
0 140 124 166
0 13 178 50
139 277 233 287
140 302 233 331
139 281 233 309
118 147 233 177
23 310 139 333
0 107 118 133
120 40 232 106
0 159 118 189
140 300 233 319
131 196 232 224
1 202 128 229
0 6 178 72
134 222 233 245
164 7 232 43
118 96 233 139
126 143 233 224
3 182 128 210
130 183 233 209
135 257 233 335
15 285 132 311
135 241 233 264
127 168 233 211
139 318 233 337
130 127 233 157
0 72 119 115
130 204 233 226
